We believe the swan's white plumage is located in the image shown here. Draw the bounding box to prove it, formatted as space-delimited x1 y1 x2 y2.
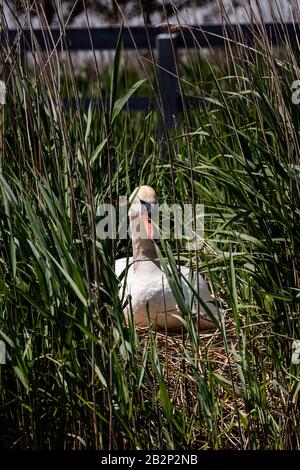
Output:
115 257 217 330
115 186 218 331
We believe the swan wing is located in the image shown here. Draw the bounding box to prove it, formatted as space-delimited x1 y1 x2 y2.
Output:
115 257 133 278
179 266 218 319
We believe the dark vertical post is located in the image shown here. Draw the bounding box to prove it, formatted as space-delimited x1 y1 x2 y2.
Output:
156 33 180 133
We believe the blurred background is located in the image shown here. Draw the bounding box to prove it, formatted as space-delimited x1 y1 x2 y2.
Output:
3 0 300 27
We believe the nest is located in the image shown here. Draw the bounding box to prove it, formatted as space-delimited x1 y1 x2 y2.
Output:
135 313 288 448
136 314 238 407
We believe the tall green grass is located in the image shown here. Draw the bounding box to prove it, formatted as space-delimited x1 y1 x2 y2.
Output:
0 3 299 449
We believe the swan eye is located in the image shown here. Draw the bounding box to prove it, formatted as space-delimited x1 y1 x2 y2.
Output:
139 199 152 217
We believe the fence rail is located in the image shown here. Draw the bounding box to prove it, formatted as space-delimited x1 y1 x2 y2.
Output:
2 23 300 129
2 23 300 50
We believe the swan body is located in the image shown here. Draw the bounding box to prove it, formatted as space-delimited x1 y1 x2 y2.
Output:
115 186 217 331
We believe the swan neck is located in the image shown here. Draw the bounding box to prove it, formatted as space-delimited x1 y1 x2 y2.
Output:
132 238 156 261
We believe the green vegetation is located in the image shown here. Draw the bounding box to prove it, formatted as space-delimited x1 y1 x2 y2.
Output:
0 18 299 449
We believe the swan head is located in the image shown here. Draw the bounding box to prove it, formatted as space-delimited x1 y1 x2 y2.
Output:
129 186 158 240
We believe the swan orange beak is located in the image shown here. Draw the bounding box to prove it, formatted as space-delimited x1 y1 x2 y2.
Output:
142 212 156 239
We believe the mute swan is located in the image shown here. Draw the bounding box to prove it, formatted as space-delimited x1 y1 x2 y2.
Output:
115 186 217 331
